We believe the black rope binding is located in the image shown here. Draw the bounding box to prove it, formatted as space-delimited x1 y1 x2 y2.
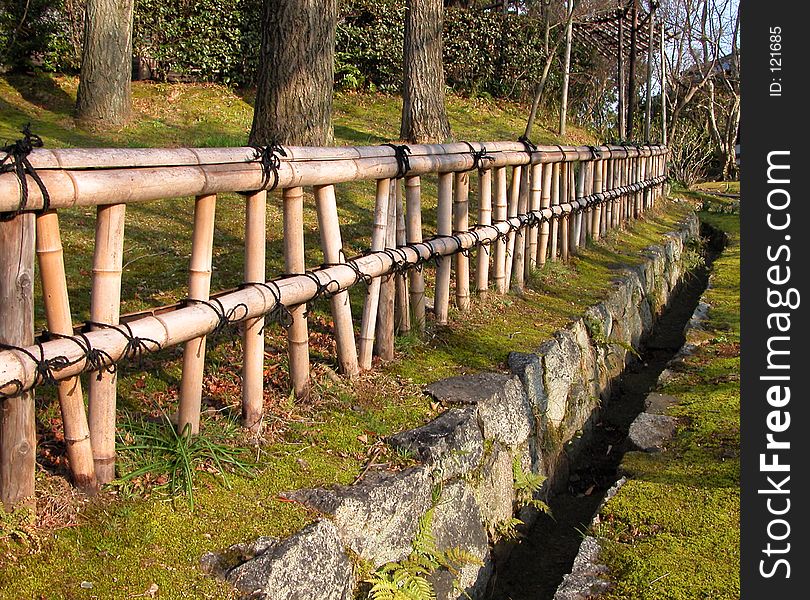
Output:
243 141 287 193
84 321 163 367
238 281 294 330
0 124 50 221
383 143 412 179
184 297 250 338
461 141 493 172
0 336 78 395
517 135 537 157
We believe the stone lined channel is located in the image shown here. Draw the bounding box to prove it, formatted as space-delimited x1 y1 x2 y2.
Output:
486 223 723 600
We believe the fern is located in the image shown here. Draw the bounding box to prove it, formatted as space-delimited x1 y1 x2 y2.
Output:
512 458 551 515
365 504 481 600
494 517 525 541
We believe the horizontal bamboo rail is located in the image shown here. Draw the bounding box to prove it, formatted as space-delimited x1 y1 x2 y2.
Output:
0 176 665 396
0 139 667 502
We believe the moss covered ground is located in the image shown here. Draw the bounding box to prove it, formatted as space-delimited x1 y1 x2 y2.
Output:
2 73 692 598
593 196 740 599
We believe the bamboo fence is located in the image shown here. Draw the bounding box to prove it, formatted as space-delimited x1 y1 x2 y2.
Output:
0 141 667 505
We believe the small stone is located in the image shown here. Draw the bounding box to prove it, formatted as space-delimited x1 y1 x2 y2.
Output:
627 413 677 452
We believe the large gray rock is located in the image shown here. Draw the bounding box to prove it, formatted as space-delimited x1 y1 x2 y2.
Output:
470 444 515 530
388 407 484 479
225 521 354 600
429 482 492 600
627 413 677 452
425 373 533 448
553 536 612 600
507 351 547 416
284 468 434 566
539 332 581 427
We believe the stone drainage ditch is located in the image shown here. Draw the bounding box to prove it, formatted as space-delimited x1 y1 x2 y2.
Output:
486 222 725 600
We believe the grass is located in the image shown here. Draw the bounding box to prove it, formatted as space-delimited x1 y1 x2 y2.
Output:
1 72 691 598
592 193 740 599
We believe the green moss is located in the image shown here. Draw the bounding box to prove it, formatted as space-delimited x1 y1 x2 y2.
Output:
594 194 740 599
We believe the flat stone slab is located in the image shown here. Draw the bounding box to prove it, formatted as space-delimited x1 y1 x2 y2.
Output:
627 413 677 452
643 393 679 415
388 406 484 479
224 521 354 600
284 467 433 566
425 373 533 447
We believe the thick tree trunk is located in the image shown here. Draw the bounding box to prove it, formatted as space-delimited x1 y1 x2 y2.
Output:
400 0 451 144
250 0 336 146
76 0 134 129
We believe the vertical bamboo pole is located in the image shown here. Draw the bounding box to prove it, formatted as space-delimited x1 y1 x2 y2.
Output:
242 190 266 433
568 162 578 254
404 176 426 333
434 173 453 323
537 163 552 266
510 166 528 291
613 157 621 228
394 182 410 334
634 157 641 218
592 161 603 242
493 167 508 294
314 184 359 376
88 203 126 482
453 171 471 310
504 165 521 289
178 195 216 436
35 212 96 492
375 183 397 360
559 162 569 262
549 162 560 262
600 160 609 236
283 187 310 400
476 169 493 299
358 178 390 370
0 212 35 509
574 162 585 250
604 159 613 232
527 163 541 273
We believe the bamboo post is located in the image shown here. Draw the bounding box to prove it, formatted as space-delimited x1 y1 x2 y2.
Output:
0 212 36 509
88 203 126 482
283 187 310 400
510 166 529 291
453 171 471 310
476 169 493 299
537 163 552 266
434 173 453 324
492 167 508 294
178 195 216 436
375 182 397 360
242 190 266 434
560 162 570 262
504 165 521 289
568 162 578 254
584 160 595 242
600 160 609 236
404 176 426 333
314 184 359 376
394 182 410 334
35 211 97 492
527 162 541 273
592 161 603 241
634 157 641 218
573 162 585 251
604 159 614 232
549 162 560 261
359 178 390 370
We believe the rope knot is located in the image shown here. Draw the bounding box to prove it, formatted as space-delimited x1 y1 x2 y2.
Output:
0 123 50 220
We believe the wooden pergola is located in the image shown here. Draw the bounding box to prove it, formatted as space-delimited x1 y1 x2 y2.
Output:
573 0 671 142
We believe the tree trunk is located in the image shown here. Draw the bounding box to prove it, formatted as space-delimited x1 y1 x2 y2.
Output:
400 0 451 143
250 0 336 146
75 0 134 129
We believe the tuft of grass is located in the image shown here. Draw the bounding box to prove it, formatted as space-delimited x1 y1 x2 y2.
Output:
113 413 255 510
